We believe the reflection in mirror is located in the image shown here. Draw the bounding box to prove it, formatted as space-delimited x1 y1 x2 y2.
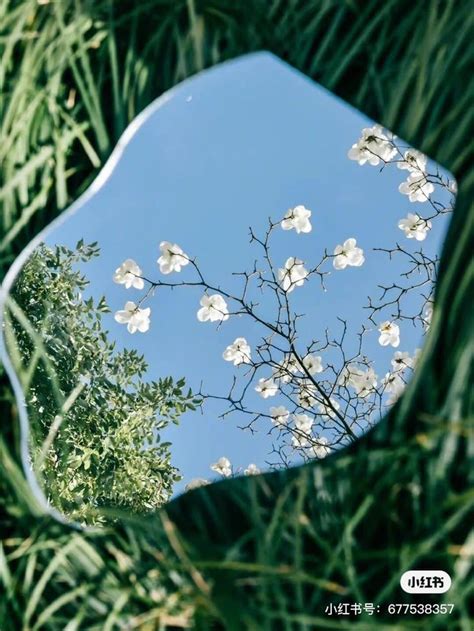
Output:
1 53 456 525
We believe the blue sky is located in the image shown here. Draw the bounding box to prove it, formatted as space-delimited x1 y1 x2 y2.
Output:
41 53 451 493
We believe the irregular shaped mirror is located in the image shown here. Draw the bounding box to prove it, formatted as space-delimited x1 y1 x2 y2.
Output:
1 53 456 525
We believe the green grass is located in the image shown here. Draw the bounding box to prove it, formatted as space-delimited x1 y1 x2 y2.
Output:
1 0 473 628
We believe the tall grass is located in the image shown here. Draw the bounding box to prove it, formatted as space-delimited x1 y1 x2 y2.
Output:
1 0 473 628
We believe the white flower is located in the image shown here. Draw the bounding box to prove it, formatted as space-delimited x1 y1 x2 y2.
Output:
378 321 400 347
386 391 402 406
317 398 340 420
157 241 189 274
355 368 377 397
382 371 405 394
273 355 300 383
382 372 406 406
197 294 229 322
391 351 414 372
255 377 278 398
448 179 457 194
281 205 312 234
292 433 310 449
399 172 434 202
341 366 378 397
223 337 251 365
244 463 260 476
398 213 432 241
308 436 332 459
355 368 378 397
333 238 365 270
292 414 313 449
114 301 151 334
113 259 144 289
270 405 290 427
185 478 209 491
423 302 433 330
347 125 397 166
302 354 323 375
278 257 308 293
339 365 355 387
298 381 317 409
293 413 313 434
397 149 427 174
413 348 422 369
210 457 232 477
274 353 322 382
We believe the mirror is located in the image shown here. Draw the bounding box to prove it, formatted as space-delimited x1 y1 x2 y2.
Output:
1 53 456 525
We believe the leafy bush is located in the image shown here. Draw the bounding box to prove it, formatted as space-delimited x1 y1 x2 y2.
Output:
7 240 198 524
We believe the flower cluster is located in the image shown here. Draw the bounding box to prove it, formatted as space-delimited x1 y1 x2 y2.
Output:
347 126 456 247
193 457 261 484
113 242 191 333
253 353 324 403
108 123 452 481
347 125 397 166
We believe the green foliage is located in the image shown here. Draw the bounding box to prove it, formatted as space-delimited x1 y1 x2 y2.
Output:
7 241 197 524
0 1 472 629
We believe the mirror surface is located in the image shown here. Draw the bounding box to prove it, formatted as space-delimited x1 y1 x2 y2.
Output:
1 53 455 525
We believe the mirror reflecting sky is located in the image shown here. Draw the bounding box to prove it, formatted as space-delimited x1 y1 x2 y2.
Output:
3 53 454 515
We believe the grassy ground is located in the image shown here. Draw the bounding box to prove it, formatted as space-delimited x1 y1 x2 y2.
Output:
1 1 473 628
